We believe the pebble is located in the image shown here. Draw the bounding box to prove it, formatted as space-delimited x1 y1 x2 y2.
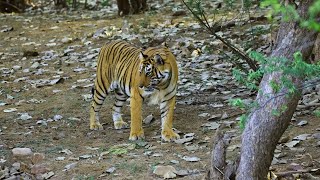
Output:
42 171 55 179
143 114 154 124
63 162 77 171
30 62 40 69
106 167 116 173
12 148 33 156
61 37 72 43
20 113 32 120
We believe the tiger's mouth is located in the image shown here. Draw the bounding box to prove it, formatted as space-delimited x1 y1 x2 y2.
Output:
139 78 161 92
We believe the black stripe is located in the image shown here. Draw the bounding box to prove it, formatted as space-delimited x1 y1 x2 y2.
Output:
114 104 123 108
138 92 145 101
161 94 175 104
94 99 103 106
161 110 168 118
162 87 176 101
160 106 169 113
95 90 105 99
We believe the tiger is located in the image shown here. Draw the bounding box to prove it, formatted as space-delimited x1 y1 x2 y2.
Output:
89 40 180 142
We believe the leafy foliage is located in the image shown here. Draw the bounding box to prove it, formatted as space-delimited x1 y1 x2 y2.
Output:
261 0 320 31
314 110 320 118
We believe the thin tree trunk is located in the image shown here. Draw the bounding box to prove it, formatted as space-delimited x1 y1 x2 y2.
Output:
236 1 319 179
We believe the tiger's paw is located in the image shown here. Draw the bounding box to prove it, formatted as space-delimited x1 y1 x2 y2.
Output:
90 122 104 130
161 129 180 142
114 121 129 130
129 130 145 141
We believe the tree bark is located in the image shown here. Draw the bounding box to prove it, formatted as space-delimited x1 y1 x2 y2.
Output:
0 0 32 12
236 1 319 179
54 0 68 8
117 0 130 16
117 0 147 16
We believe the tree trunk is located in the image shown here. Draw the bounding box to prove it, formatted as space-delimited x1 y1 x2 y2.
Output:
236 1 319 179
117 0 130 16
312 35 320 63
0 0 31 12
55 0 68 8
117 0 147 16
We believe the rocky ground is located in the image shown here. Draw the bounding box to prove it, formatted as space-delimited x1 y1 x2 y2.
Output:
0 1 320 179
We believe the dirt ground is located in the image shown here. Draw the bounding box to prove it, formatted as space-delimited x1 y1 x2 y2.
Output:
0 4 320 180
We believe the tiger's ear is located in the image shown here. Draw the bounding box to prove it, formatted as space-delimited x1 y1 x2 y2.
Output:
154 54 164 65
139 52 148 62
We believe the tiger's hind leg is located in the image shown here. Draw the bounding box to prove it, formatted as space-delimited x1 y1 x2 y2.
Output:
160 96 180 142
89 81 108 130
112 90 129 129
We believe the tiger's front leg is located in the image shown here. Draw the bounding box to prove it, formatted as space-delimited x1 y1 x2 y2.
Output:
129 87 144 140
89 88 105 130
161 96 180 142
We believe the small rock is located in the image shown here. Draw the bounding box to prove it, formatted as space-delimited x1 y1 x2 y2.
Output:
55 157 65 161
143 114 154 124
12 162 20 171
30 62 40 69
207 114 222 121
59 149 72 155
53 115 63 121
61 37 72 43
176 169 189 176
174 137 193 144
36 120 47 126
170 160 179 164
46 43 57 47
202 122 220 130
12 65 21 70
198 113 210 117
1 26 13 32
285 140 300 148
41 171 55 179
20 113 32 120
12 148 33 156
293 134 310 141
63 162 77 171
221 112 228 119
153 165 177 179
182 156 200 162
106 167 116 173
312 133 320 139
79 154 92 159
152 153 163 157
297 120 308 126
3 108 17 113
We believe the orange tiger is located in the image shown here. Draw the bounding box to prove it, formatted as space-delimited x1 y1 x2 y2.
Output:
89 40 179 141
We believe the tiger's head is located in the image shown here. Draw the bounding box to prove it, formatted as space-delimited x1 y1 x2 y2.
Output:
138 52 170 92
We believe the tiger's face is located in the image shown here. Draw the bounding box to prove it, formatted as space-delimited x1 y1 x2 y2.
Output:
138 53 168 92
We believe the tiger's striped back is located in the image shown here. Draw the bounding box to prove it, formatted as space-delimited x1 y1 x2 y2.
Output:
95 40 143 97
